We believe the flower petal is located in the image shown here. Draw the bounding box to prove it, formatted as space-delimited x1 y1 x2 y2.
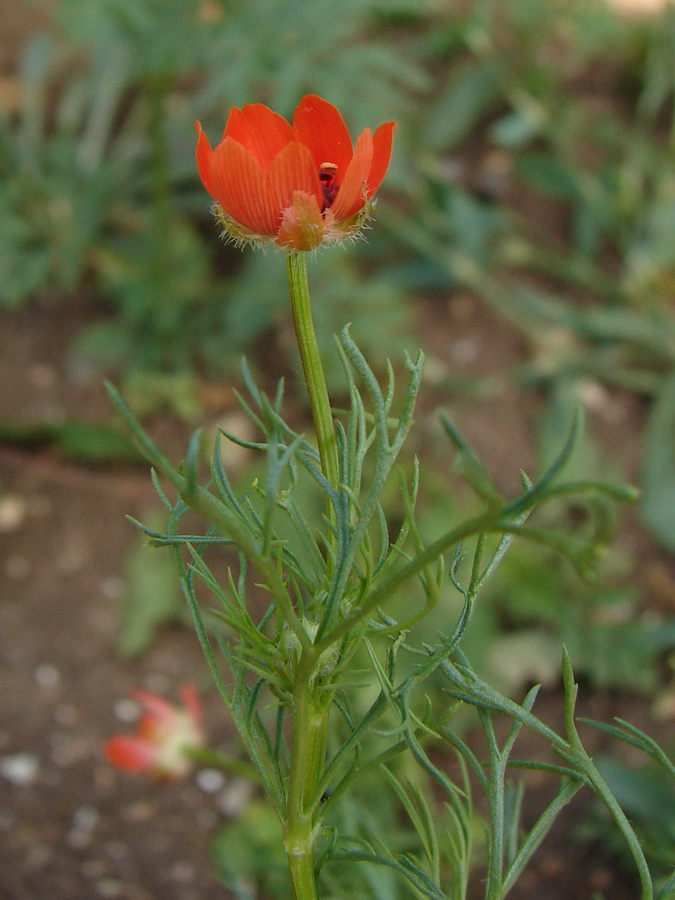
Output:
133 690 176 722
265 141 323 223
224 103 294 169
210 138 279 234
292 94 353 179
105 736 157 772
366 121 396 198
196 96 396 250
180 684 203 723
330 128 373 221
195 122 215 197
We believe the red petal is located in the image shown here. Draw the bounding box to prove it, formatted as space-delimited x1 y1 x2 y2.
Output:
224 104 293 169
195 122 215 197
137 713 167 741
180 685 203 723
265 141 322 226
210 138 279 234
105 737 157 772
292 95 353 180
330 128 373 221
367 121 396 198
133 690 176 722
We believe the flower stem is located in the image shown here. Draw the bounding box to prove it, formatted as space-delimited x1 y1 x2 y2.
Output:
286 251 339 492
284 654 328 900
284 252 338 898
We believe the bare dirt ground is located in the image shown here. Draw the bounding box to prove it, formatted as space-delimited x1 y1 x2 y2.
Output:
0 298 233 900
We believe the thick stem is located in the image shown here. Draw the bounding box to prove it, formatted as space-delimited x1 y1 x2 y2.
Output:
286 251 339 492
283 252 337 898
284 655 329 900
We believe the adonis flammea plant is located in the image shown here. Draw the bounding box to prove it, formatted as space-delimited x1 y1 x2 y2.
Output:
105 94 672 900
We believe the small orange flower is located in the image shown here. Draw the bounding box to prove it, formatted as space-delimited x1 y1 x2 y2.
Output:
105 685 204 780
196 95 396 251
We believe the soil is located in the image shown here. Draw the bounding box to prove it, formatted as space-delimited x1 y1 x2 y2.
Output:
0 298 232 900
1 3 673 900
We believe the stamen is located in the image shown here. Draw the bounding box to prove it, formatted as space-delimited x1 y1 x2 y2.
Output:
318 162 339 211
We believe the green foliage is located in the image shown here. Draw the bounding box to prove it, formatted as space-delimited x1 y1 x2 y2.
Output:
0 417 141 464
107 321 666 898
643 372 675 552
212 800 292 900
0 36 135 307
8 1 675 468
213 773 421 900
5 0 675 396
374 1 675 562
587 756 675 879
214 251 413 393
7 4 675 892
485 545 665 693
57 0 213 81
199 0 428 119
2 0 427 376
118 509 185 657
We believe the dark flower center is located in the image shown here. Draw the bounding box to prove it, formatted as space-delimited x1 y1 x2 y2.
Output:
319 162 339 211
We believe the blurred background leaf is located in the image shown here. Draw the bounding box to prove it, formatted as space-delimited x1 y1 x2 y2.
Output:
118 509 184 657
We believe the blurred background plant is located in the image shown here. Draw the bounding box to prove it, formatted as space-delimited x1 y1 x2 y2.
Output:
2 0 675 895
1 0 425 382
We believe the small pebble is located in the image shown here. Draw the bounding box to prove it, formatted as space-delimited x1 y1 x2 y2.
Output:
196 768 225 794
170 861 196 884
113 698 140 723
451 337 478 364
35 663 61 690
218 777 252 816
0 753 39 786
96 879 124 898
67 806 99 849
0 495 27 532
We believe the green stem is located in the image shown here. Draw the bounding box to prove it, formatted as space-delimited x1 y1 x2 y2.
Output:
184 746 262 783
442 656 655 900
284 653 329 900
480 710 505 900
286 251 339 492
317 509 496 650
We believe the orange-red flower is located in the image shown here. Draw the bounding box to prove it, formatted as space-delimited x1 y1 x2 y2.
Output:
104 685 204 780
196 95 396 251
